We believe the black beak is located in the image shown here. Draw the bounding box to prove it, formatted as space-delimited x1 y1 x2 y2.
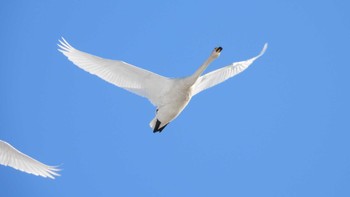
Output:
216 47 223 52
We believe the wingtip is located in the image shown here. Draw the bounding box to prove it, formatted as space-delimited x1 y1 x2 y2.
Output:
58 37 74 52
259 42 268 57
264 42 268 49
59 36 67 43
43 166 61 179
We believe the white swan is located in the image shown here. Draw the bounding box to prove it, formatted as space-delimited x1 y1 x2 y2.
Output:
0 140 59 179
59 38 267 132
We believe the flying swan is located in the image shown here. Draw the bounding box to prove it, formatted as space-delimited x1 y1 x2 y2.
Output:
59 38 267 132
0 140 60 179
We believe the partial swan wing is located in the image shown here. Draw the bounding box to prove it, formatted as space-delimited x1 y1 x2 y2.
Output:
58 38 170 106
192 43 268 96
0 140 60 179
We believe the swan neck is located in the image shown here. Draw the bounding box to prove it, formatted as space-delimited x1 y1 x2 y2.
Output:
189 56 215 84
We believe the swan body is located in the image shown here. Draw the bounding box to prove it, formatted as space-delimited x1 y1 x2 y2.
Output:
0 140 59 179
58 38 267 132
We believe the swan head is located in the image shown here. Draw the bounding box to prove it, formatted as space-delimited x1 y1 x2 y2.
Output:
211 47 223 58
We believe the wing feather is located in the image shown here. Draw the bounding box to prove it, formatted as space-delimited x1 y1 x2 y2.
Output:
58 38 171 106
192 43 268 96
0 140 60 179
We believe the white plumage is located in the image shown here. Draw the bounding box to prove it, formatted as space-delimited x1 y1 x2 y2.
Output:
59 38 267 132
0 140 59 179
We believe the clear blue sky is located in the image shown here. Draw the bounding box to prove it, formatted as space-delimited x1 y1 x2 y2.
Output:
1 0 349 196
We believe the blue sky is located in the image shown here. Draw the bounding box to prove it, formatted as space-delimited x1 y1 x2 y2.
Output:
1 0 349 196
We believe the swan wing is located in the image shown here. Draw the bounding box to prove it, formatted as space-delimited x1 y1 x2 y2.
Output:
58 38 170 106
0 140 60 179
192 43 268 96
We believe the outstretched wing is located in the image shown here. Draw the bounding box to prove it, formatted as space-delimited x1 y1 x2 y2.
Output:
58 38 171 106
192 43 268 96
0 140 60 179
